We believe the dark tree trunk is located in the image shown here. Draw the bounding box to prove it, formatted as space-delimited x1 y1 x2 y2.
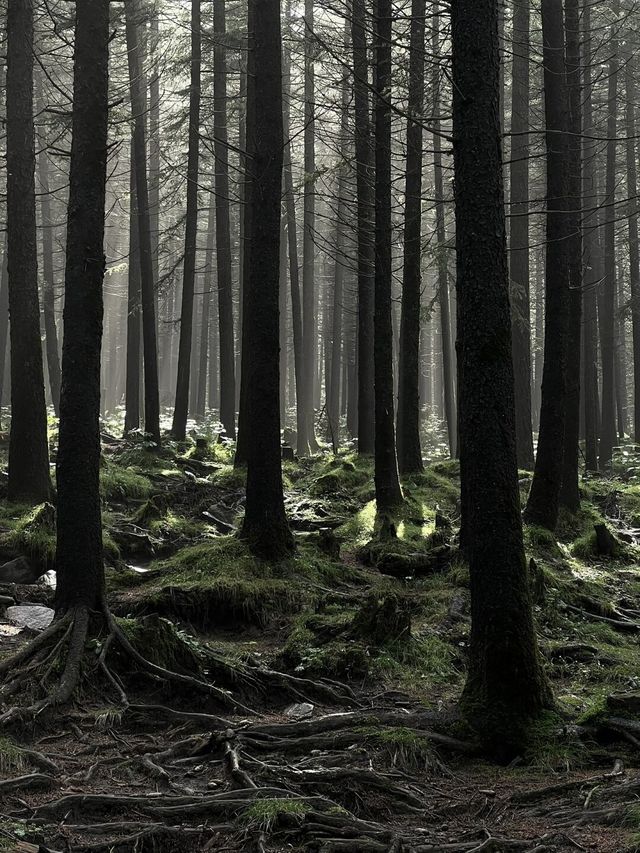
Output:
559 0 582 512
172 0 201 441
36 77 61 416
149 9 160 286
396 0 425 475
55 0 109 612
626 47 640 444
508 0 534 470
352 0 375 456
214 0 236 439
124 149 141 434
373 0 403 511
196 197 215 419
302 0 318 453
125 0 161 446
6 0 51 503
0 239 9 415
452 0 550 755
240 0 293 560
598 1 619 470
524 0 570 531
581 0 598 471
432 10 456 459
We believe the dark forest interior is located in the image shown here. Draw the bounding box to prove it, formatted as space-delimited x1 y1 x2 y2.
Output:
0 0 639 850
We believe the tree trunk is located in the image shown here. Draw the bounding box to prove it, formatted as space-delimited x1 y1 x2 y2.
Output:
214 0 236 439
598 0 619 469
559 0 582 512
240 0 293 560
626 48 640 444
524 0 570 531
373 0 403 511
172 0 201 441
125 0 161 446
55 0 109 612
452 0 550 755
508 0 534 470
124 147 141 434
352 0 375 456
396 0 425 474
581 0 598 471
6 0 51 503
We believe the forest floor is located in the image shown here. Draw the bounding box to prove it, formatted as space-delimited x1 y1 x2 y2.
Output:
0 422 639 851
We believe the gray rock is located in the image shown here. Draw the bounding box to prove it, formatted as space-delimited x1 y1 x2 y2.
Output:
6 605 54 631
284 702 314 720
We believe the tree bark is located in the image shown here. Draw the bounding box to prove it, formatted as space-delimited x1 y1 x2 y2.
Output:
508 0 534 470
124 146 141 435
214 0 236 439
240 0 293 560
396 0 425 474
6 0 51 503
352 0 375 456
452 0 550 755
125 0 161 446
524 0 570 531
373 0 403 511
55 0 109 612
171 0 201 440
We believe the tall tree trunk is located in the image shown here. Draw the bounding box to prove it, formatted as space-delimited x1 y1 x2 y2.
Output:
509 0 534 470
6 0 51 503
172 0 201 440
598 0 619 469
0 239 9 416
626 48 640 445
582 0 598 470
36 77 61 415
240 0 293 560
197 197 215 419
559 0 582 511
453 0 550 756
149 8 160 285
352 0 375 456
125 0 161 446
432 10 456 458
524 0 570 531
396 0 425 474
373 0 403 511
214 0 236 439
124 149 141 434
55 0 109 613
302 0 318 453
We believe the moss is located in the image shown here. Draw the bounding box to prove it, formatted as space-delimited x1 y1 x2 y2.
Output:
241 798 307 830
524 525 562 560
0 736 27 773
353 725 435 768
576 693 610 725
212 464 246 489
115 614 203 674
0 502 57 568
523 711 587 770
100 461 152 502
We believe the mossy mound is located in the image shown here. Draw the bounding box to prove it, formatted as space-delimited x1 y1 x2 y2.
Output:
115 614 204 674
100 459 153 502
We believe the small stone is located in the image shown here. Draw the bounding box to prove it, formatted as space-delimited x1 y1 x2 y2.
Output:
284 702 314 720
6 604 54 631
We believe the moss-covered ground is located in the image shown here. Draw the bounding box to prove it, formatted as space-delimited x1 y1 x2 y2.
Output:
0 428 639 850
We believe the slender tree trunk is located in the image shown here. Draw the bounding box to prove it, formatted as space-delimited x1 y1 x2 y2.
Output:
524 0 570 531
240 0 293 560
125 0 161 446
124 149 141 434
509 0 534 470
626 48 640 444
214 0 236 439
352 0 375 456
432 10 455 458
0 239 9 416
55 0 109 612
397 0 425 474
453 0 550 756
373 0 403 511
582 0 598 470
172 0 201 440
559 0 582 511
6 0 51 503
598 0 619 469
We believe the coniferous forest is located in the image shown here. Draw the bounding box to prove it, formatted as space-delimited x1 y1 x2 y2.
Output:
3 0 640 849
